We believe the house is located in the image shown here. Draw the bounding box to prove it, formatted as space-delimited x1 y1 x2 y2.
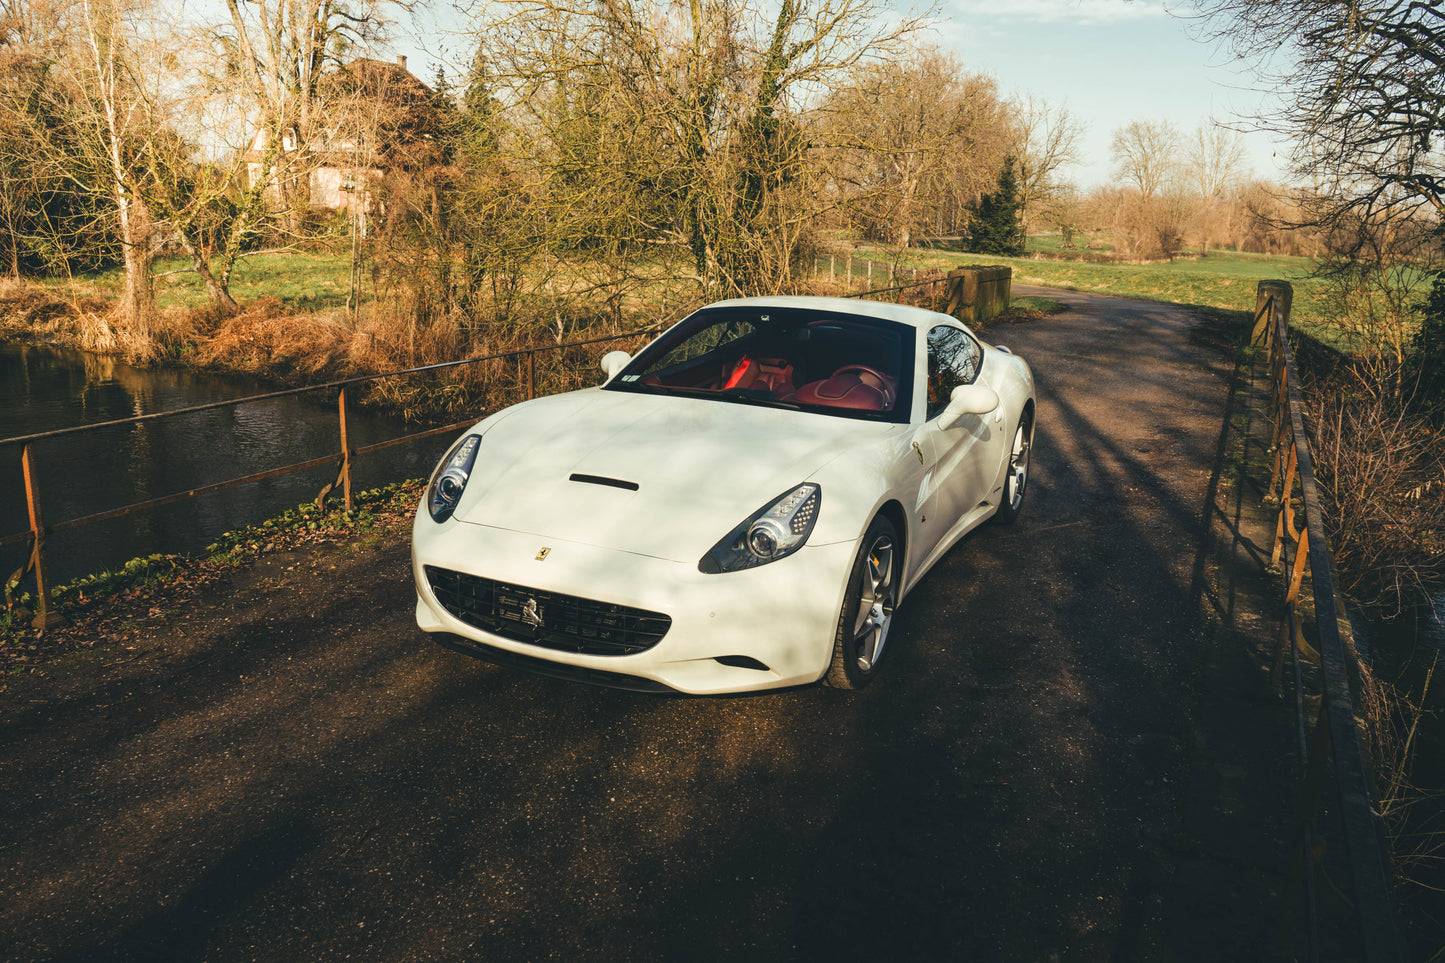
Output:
244 55 448 215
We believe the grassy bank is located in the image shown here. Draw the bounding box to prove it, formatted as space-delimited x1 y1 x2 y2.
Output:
35 252 356 313
1 480 425 675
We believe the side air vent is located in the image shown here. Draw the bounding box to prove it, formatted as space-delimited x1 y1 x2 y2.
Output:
569 473 640 491
713 655 770 671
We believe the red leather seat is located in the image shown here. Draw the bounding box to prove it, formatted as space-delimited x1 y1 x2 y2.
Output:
723 357 795 395
792 366 894 411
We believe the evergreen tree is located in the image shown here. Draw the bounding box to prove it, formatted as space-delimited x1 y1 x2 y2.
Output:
965 157 1024 257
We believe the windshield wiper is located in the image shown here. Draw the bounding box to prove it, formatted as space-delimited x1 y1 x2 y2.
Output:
615 381 800 410
716 388 801 410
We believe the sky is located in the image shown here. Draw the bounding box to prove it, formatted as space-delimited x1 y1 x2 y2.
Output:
390 0 1294 190
933 0 1292 187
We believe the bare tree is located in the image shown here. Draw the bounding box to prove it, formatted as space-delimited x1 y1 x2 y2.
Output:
71 0 160 338
1186 122 1248 254
1103 119 1189 258
1189 0 1445 403
1186 122 1247 201
1011 93 1085 233
0 44 45 276
1109 119 1180 202
1039 180 1083 249
0 0 129 283
819 49 1009 248
1189 0 1445 222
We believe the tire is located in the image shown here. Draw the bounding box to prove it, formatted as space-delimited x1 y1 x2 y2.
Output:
993 415 1033 526
825 516 900 690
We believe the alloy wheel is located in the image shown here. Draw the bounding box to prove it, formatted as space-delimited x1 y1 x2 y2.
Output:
852 534 896 671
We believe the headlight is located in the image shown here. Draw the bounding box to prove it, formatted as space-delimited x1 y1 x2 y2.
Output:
698 483 821 574
427 434 481 523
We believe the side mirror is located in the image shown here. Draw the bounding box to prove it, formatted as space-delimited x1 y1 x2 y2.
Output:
600 350 631 382
936 383 999 430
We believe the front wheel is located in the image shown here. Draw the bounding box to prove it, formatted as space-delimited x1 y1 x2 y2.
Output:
825 516 899 690
993 415 1033 526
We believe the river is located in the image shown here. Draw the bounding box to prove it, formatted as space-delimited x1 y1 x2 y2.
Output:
1 341 449 589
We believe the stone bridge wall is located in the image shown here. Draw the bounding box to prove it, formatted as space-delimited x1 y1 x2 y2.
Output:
945 265 1011 325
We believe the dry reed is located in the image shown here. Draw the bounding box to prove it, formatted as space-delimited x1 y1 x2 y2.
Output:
1305 377 1445 616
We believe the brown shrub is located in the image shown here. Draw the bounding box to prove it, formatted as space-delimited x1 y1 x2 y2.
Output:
1307 375 1445 615
192 298 353 379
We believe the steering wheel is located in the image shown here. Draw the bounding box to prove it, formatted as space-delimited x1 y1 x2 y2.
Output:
831 365 894 406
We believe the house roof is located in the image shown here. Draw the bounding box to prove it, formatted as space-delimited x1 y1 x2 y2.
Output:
329 56 434 106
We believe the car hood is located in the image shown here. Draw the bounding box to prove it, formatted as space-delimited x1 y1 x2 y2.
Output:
453 388 889 561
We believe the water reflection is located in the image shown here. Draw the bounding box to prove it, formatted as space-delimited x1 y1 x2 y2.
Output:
1 341 453 587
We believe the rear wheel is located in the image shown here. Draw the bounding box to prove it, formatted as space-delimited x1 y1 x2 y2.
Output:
993 415 1032 526
825 516 899 690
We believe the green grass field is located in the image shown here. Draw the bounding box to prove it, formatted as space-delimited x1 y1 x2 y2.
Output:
44 242 1338 341
1026 234 1114 254
41 252 354 312
889 243 1329 326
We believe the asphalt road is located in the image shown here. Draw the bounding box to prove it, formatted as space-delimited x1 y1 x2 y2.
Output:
0 288 1295 961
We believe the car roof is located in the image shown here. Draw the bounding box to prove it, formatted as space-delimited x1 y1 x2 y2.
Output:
700 295 960 331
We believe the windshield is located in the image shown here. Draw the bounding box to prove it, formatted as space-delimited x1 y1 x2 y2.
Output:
605 306 915 423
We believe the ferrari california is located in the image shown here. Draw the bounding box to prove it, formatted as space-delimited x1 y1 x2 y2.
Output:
412 295 1035 694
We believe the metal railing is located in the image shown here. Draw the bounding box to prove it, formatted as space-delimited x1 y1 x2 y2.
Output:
1252 281 1406 961
2 326 662 629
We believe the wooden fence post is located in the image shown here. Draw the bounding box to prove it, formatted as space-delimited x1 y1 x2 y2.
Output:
1253 281 1293 346
337 388 354 513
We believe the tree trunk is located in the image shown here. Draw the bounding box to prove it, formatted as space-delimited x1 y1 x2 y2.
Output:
118 195 156 341
197 257 240 315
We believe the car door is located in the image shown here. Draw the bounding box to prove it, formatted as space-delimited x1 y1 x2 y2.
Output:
916 324 1005 542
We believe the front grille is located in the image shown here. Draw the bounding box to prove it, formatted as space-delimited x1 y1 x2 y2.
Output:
425 566 671 656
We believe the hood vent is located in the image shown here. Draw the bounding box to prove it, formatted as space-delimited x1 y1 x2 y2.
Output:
569 473 640 492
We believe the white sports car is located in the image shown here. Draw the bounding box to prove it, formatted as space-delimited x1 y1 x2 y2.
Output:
412 295 1035 694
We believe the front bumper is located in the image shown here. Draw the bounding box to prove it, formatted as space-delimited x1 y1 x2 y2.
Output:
411 514 856 694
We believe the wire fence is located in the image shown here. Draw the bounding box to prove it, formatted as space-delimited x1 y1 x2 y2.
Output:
808 253 932 292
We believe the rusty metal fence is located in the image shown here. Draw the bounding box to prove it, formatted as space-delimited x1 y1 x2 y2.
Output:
1252 282 1406 961
1 327 665 629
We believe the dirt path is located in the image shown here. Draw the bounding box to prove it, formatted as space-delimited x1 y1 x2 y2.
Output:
1 288 1296 961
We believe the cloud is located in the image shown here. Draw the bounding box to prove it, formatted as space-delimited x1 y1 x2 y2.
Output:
949 0 1181 24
